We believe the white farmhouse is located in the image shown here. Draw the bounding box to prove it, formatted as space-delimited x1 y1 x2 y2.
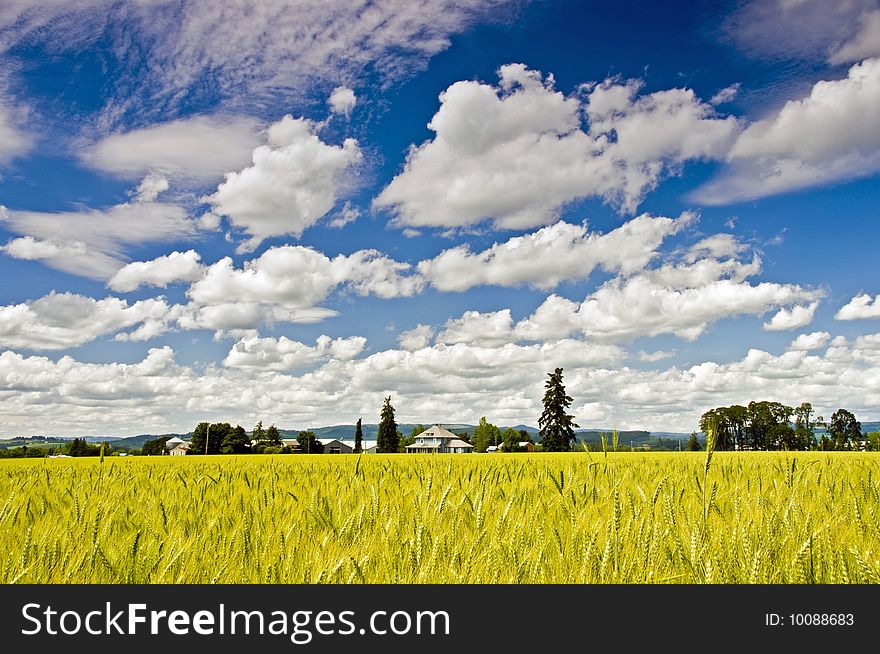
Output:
405 425 474 454
165 436 191 456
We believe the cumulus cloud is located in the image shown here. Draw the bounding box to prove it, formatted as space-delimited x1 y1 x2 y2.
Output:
762 302 819 331
398 324 434 351
0 237 87 260
514 255 824 343
133 174 170 202
693 58 880 204
328 86 357 117
224 334 366 371
436 310 515 347
836 293 880 320
375 64 738 230
788 331 831 351
0 202 197 279
418 212 693 292
4 331 880 436
204 115 361 251
179 244 422 332
108 250 205 293
83 115 262 183
0 292 177 350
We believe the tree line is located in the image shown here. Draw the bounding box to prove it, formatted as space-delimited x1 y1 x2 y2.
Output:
0 437 113 458
698 401 879 451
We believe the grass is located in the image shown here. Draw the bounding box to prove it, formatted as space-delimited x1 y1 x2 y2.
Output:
1 452 879 583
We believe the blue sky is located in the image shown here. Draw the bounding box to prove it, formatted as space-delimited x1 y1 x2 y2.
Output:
0 0 879 436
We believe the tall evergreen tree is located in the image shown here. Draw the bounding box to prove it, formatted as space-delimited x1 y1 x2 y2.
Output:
252 420 265 442
354 418 363 453
538 368 578 451
376 396 399 453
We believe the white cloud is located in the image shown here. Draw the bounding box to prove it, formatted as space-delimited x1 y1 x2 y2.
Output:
5 331 880 436
179 244 422 332
328 86 357 117
515 256 824 343
108 250 204 293
0 202 197 279
205 115 361 251
513 294 581 342
830 10 880 64
836 293 880 320
762 302 819 331
83 115 263 183
327 201 360 228
693 58 880 204
0 237 87 260
224 334 366 371
0 1 516 128
0 98 31 163
133 174 170 202
0 292 176 350
723 0 878 64
788 331 830 351
436 309 515 347
418 212 692 292
634 350 676 362
375 64 738 230
398 324 434 351
710 83 740 105
685 234 745 262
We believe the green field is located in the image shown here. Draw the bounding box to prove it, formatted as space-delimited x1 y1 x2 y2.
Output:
2 452 879 583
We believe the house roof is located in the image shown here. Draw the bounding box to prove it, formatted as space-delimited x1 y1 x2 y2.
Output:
419 424 459 439
445 438 473 449
166 436 185 446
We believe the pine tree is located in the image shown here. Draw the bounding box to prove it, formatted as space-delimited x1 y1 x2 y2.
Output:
354 418 363 453
252 420 265 442
538 367 578 452
688 432 701 451
376 396 399 453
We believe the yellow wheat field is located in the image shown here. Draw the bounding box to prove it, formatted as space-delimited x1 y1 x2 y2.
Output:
2 452 879 583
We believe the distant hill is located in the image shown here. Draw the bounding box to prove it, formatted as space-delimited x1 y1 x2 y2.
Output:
0 436 68 450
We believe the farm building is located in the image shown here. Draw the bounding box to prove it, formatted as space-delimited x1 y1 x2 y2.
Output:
165 436 191 456
321 438 351 454
322 439 380 453
405 425 474 454
280 438 378 453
